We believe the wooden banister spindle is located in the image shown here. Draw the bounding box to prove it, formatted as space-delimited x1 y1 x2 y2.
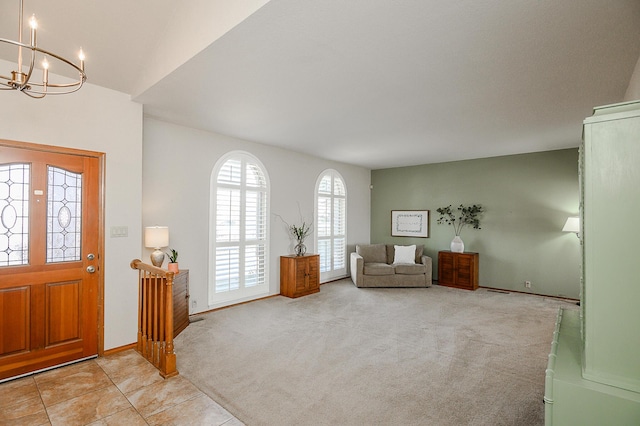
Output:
130 259 178 378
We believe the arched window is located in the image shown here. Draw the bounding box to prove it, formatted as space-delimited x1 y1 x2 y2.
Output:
315 169 347 282
209 152 269 306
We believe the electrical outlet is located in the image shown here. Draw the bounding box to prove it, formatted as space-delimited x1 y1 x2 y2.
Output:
525 280 531 288
191 299 197 308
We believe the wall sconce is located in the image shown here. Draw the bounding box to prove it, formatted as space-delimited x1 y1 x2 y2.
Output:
145 226 169 267
562 217 580 238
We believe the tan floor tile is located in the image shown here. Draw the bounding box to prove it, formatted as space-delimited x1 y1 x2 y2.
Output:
111 366 165 396
221 417 246 426
97 349 164 395
95 350 148 376
107 363 164 396
86 407 147 426
45 385 132 426
36 362 112 406
0 376 40 409
146 394 236 426
0 394 50 426
127 375 202 418
34 359 98 384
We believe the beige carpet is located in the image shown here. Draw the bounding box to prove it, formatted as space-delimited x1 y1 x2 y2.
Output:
175 279 577 425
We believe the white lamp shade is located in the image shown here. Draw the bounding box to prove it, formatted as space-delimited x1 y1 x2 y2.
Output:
562 217 580 233
145 226 169 248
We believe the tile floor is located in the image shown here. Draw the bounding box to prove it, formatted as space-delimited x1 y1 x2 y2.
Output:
0 350 244 425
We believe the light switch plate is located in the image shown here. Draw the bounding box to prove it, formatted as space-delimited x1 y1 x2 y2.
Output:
110 226 128 238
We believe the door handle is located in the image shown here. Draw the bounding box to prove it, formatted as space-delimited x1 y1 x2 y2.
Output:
87 265 96 273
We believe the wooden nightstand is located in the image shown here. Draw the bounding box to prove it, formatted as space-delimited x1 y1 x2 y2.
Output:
438 251 479 290
280 254 320 298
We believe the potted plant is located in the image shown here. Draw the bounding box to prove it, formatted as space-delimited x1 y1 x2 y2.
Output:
166 248 179 273
290 222 312 256
436 204 484 253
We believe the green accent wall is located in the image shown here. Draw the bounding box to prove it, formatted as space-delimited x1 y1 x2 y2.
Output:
371 148 580 298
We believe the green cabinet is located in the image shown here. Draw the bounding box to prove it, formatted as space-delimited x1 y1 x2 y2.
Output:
582 101 640 391
545 101 640 425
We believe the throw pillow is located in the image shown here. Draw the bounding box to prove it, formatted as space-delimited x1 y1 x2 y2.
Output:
393 245 416 264
356 244 387 263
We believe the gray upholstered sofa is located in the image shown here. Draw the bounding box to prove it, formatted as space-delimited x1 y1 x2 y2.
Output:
350 244 432 288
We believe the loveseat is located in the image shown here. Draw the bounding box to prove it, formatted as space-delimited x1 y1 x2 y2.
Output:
350 244 432 288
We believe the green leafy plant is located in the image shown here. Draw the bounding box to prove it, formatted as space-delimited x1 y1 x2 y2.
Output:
166 248 178 263
290 222 312 243
436 204 484 236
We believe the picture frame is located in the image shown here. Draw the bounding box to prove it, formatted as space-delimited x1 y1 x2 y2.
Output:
391 210 430 238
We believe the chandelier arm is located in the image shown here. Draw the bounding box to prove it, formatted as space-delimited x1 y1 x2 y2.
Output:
33 83 83 95
18 46 37 91
0 37 31 51
22 80 84 95
22 89 46 99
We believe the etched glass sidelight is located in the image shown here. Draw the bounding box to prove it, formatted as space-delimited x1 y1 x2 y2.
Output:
47 166 82 263
0 163 30 266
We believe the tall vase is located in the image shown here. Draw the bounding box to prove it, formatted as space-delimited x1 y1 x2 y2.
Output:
295 241 307 256
450 236 464 253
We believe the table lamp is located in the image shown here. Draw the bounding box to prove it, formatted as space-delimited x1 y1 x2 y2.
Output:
145 226 169 267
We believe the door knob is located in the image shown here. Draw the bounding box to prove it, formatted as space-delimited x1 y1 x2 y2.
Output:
87 265 96 273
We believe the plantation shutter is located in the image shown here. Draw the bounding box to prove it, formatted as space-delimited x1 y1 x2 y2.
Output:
316 170 347 282
210 153 269 306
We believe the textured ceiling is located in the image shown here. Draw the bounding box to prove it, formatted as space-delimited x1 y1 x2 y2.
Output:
2 0 640 169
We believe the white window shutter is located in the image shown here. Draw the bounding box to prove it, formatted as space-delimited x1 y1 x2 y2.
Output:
210 153 269 306
316 170 347 282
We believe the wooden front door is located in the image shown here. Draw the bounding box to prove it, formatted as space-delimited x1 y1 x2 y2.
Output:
0 141 103 381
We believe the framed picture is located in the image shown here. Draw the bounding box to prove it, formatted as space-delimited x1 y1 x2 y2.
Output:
391 210 430 238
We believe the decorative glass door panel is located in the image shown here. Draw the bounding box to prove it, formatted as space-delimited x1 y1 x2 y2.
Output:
47 166 82 263
0 163 30 266
0 142 102 381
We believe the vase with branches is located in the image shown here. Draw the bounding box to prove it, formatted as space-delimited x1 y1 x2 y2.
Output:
290 221 312 256
436 204 484 253
274 211 314 256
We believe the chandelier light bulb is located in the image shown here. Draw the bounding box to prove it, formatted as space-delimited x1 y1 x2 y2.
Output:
42 57 48 84
29 14 37 47
78 48 85 72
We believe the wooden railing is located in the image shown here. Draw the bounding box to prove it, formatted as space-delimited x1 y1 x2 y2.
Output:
130 259 178 378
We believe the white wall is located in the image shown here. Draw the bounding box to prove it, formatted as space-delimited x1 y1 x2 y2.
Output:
0 59 144 350
143 118 371 313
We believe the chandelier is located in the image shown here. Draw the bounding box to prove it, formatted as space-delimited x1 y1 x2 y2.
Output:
0 0 86 98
